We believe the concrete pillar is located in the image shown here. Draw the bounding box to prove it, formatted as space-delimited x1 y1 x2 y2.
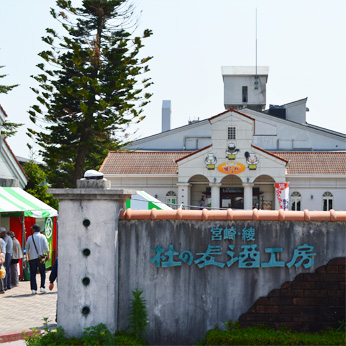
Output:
210 183 221 209
49 179 135 337
177 183 190 209
243 183 254 210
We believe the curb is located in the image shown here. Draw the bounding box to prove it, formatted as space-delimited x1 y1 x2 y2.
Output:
0 330 41 344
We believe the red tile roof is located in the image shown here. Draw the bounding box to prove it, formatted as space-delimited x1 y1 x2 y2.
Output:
176 145 212 162
99 150 346 176
251 145 288 163
0 104 8 117
99 151 190 175
275 151 346 175
208 108 255 122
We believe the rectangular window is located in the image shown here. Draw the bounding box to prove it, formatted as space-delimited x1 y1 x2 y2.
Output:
228 126 236 139
242 86 248 103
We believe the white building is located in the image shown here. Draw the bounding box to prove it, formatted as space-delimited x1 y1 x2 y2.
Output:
0 105 28 189
100 67 346 211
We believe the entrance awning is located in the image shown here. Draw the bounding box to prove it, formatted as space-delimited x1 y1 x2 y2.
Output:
0 187 58 218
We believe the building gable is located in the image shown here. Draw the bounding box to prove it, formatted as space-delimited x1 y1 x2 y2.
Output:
0 105 28 188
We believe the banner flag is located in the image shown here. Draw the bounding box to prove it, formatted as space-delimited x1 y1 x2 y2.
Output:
275 183 290 210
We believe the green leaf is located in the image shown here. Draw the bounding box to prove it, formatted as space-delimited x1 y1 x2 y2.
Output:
80 101 88 114
67 122 79 133
99 99 107 110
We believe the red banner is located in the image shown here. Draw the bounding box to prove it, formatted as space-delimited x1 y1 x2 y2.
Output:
275 183 290 210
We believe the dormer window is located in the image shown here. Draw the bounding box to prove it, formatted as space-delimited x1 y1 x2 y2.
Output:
228 126 236 139
242 86 248 103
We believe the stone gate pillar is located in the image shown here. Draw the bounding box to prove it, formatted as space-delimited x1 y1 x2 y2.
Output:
49 179 135 337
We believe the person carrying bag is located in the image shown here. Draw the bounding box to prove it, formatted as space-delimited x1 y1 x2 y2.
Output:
32 235 48 264
25 224 50 295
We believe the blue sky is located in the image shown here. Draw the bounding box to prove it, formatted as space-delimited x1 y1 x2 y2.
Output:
1 0 345 159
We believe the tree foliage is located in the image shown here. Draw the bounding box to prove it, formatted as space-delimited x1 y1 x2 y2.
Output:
28 0 153 187
0 65 22 138
0 65 18 94
22 160 59 210
1 120 23 138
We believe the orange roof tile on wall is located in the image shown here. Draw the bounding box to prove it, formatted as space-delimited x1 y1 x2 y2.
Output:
120 208 346 222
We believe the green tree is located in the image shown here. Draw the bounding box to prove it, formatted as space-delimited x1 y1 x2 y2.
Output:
1 120 23 138
22 159 59 210
0 65 18 94
28 0 153 188
0 65 22 137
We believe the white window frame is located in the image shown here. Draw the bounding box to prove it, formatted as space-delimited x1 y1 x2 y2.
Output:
228 126 236 140
166 191 177 208
322 191 333 211
290 191 301 211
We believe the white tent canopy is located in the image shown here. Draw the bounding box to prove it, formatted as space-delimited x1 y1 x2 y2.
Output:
0 187 58 218
126 190 172 210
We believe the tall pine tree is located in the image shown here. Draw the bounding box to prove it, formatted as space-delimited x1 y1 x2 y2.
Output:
0 65 22 137
28 0 152 187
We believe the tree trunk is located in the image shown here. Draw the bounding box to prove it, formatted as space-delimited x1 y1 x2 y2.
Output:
72 146 87 187
72 124 90 187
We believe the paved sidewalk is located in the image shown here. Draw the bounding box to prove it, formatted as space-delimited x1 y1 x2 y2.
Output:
0 273 57 343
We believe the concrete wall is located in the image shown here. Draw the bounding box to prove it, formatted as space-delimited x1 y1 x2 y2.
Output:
223 75 267 109
52 180 345 345
117 217 345 345
50 181 136 337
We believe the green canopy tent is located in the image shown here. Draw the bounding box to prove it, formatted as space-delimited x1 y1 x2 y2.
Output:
0 187 57 217
126 190 172 210
0 187 58 272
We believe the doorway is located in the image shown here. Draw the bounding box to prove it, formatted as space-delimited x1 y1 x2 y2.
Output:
220 187 244 209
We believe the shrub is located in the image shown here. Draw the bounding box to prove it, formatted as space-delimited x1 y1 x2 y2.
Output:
24 319 145 346
127 289 149 343
201 322 345 345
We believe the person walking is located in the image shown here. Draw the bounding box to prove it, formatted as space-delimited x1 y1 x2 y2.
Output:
9 231 23 287
25 224 50 294
0 236 6 294
49 257 58 291
0 228 13 290
49 257 58 322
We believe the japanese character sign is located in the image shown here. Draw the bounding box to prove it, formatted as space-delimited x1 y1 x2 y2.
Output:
150 224 316 270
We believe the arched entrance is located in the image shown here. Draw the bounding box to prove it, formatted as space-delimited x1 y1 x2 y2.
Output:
220 175 243 209
188 175 209 210
253 175 275 210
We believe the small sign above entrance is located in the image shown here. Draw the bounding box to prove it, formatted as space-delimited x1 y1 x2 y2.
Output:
217 162 246 174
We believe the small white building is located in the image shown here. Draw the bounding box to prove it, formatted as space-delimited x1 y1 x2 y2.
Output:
100 67 346 211
0 105 28 189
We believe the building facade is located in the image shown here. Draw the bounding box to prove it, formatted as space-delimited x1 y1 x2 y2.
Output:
100 67 346 211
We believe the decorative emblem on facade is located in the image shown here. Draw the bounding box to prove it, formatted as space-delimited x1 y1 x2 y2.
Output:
205 153 217 170
245 152 258 170
217 162 246 174
225 143 239 160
